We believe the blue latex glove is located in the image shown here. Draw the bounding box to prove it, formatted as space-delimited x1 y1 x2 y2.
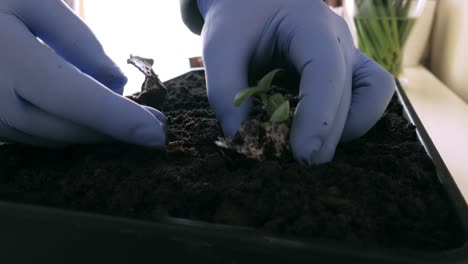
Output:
198 0 395 164
0 0 166 147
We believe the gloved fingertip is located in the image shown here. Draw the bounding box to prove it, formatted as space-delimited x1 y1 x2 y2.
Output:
112 87 124 95
105 70 128 92
142 106 167 125
221 119 240 138
219 109 249 138
131 123 166 148
291 137 323 166
88 63 128 94
161 122 168 137
158 113 167 125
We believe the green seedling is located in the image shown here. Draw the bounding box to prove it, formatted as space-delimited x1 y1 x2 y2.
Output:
233 69 290 123
353 0 417 77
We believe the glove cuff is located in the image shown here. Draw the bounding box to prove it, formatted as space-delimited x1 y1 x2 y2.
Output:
180 0 204 35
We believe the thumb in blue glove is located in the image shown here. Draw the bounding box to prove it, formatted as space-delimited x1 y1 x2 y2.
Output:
0 0 166 147
195 0 395 164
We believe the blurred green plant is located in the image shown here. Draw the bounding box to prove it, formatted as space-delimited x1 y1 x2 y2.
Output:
234 69 290 123
353 0 418 77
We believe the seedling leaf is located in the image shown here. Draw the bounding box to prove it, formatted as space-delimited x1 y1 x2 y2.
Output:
127 54 154 77
257 69 285 93
234 86 265 107
270 100 290 123
265 93 286 117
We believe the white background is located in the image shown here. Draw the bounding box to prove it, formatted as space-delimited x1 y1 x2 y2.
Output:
83 1 202 95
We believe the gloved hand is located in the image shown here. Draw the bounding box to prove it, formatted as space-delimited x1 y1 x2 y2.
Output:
0 0 166 147
197 0 395 164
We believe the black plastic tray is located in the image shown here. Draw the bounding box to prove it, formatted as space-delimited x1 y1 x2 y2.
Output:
0 72 467 264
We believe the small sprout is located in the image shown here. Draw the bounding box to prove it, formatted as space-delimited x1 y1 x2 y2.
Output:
234 86 267 107
217 69 291 161
127 55 155 78
127 54 167 95
233 69 290 123
126 54 167 109
257 69 284 94
269 100 290 123
266 93 287 117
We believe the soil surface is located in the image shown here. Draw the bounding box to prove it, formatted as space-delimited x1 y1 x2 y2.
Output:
0 70 464 251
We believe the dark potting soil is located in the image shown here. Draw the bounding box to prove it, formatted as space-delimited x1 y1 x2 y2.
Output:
0 70 464 251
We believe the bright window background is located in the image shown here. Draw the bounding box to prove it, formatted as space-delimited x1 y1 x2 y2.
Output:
82 1 202 95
